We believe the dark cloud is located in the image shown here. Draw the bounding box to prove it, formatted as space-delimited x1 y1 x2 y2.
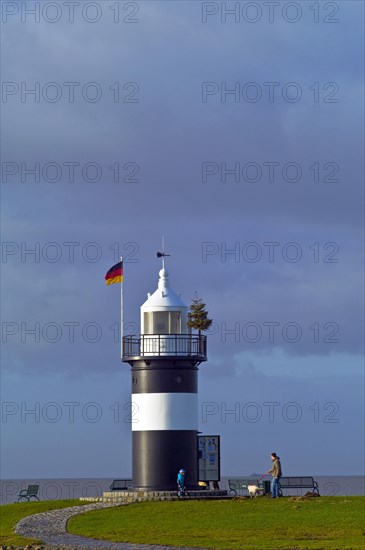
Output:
1 0 363 477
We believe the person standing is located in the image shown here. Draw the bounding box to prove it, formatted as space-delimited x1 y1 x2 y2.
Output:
268 452 282 498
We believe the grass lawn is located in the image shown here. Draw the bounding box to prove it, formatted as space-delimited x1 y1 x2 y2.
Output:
68 497 365 550
0 499 89 547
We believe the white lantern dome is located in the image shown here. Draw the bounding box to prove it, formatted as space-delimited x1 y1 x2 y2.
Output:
140 267 188 335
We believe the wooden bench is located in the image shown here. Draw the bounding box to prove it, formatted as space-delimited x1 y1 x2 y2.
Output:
109 479 133 491
228 479 260 496
17 484 40 502
278 476 320 496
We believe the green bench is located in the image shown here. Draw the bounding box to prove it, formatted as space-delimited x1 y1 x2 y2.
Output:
109 479 133 491
228 476 320 497
17 484 40 502
228 479 261 496
278 476 320 496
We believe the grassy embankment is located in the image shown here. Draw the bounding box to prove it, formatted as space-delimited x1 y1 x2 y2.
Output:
0 499 88 547
1 497 364 549
68 497 365 550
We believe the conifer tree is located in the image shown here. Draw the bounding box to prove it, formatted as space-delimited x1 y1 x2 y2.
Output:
187 293 212 336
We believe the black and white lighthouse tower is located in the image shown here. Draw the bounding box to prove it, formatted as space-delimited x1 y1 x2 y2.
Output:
122 256 207 490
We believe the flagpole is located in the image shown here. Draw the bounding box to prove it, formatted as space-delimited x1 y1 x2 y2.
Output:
120 256 123 359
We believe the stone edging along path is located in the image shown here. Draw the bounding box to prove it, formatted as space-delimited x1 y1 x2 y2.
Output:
15 502 207 550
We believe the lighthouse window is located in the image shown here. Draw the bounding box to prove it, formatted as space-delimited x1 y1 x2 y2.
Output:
144 311 182 334
153 312 168 334
144 312 153 334
169 312 181 334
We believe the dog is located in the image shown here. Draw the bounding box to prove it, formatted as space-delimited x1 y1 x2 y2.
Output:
247 484 264 498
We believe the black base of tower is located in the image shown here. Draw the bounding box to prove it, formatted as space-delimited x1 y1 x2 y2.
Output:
132 430 199 491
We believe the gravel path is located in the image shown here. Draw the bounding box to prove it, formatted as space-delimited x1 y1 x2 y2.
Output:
15 502 206 550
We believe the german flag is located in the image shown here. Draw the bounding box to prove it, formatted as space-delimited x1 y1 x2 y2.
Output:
105 261 123 285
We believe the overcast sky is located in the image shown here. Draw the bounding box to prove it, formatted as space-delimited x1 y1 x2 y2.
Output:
1 0 364 481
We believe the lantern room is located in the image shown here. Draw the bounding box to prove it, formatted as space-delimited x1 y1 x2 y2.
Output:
140 267 188 335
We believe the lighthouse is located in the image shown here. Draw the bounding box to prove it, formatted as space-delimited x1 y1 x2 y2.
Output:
122 256 207 491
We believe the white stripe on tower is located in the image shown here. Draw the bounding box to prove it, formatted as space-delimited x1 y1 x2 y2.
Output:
131 393 197 431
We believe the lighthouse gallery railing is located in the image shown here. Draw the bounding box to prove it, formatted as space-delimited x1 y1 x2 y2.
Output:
123 334 207 360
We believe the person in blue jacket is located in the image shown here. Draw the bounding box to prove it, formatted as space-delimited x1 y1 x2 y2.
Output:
177 468 186 496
